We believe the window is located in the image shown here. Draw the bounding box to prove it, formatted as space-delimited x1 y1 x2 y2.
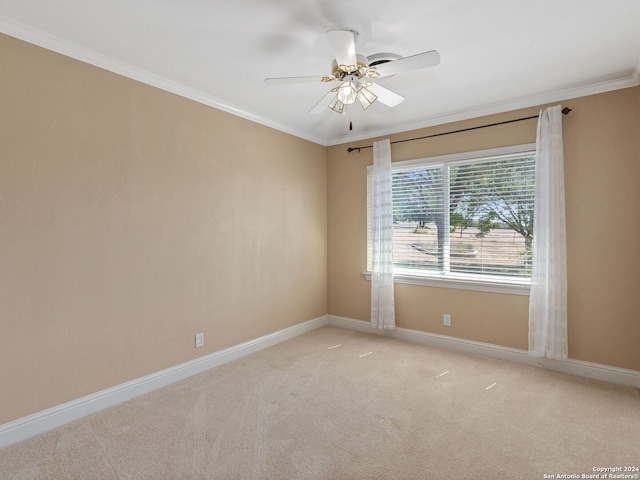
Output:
367 144 536 294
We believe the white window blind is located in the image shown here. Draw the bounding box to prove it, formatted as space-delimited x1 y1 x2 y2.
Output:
367 145 536 288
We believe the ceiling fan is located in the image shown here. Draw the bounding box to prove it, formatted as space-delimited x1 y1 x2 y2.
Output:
265 29 440 116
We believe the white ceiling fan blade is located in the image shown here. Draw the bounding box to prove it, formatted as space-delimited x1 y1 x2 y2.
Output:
374 50 440 78
327 29 357 66
309 89 336 114
366 83 405 107
265 75 325 85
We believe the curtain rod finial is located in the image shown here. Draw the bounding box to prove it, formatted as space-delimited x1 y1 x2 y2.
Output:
562 107 572 115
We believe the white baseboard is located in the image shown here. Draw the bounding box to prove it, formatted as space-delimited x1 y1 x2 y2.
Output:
327 315 640 389
0 315 329 449
3 314 636 449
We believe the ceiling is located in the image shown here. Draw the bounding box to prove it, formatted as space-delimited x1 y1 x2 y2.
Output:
1 0 639 146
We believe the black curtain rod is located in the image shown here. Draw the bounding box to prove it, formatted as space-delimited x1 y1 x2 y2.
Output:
346 107 572 153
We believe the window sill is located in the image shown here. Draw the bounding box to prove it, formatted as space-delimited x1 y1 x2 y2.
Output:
363 270 530 296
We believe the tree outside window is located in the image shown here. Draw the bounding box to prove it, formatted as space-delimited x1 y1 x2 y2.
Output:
385 151 535 280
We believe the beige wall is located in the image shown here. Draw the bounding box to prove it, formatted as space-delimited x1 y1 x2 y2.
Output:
1 31 638 426
0 34 327 424
328 86 640 371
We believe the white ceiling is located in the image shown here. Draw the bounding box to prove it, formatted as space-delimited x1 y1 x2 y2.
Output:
1 0 639 146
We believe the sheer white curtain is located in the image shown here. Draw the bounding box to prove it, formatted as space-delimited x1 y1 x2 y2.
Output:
529 105 568 360
370 139 395 330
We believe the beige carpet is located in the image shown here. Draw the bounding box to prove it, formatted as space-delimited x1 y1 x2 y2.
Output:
1 326 638 479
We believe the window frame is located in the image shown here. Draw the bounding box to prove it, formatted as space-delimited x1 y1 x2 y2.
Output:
365 143 536 296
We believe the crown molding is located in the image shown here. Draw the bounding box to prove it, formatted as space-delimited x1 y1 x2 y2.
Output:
327 73 640 146
3 15 639 148
0 17 328 146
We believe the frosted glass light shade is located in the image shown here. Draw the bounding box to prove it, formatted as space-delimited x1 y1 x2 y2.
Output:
357 86 377 110
336 79 358 105
329 96 345 114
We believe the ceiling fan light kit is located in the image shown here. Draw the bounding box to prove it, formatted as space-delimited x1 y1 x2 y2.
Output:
264 28 440 121
327 75 378 114
336 77 359 104
357 83 377 110
328 96 345 114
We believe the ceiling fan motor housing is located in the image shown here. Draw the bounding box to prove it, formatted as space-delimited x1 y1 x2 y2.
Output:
367 52 403 67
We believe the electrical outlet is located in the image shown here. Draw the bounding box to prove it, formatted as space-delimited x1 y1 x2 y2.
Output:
195 333 204 348
443 314 451 327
